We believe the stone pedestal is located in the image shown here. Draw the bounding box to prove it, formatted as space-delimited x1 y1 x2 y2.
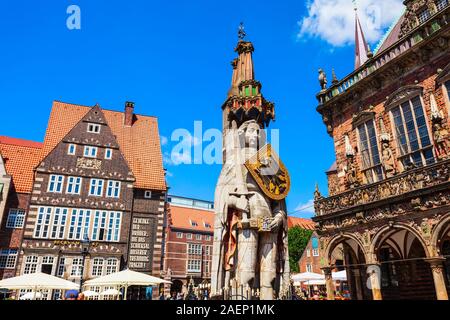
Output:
426 257 449 300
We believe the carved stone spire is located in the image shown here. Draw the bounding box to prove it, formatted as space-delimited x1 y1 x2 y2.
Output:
379 117 390 142
430 93 443 121
332 69 339 85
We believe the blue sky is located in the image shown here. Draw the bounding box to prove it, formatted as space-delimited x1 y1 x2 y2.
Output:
0 0 404 217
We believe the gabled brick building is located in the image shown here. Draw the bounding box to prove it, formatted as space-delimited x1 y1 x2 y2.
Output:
0 137 42 280
163 196 214 295
0 100 167 298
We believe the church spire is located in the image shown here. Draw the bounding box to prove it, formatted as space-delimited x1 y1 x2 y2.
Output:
354 4 370 69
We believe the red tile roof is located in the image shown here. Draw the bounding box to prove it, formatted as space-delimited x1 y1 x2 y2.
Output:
287 216 315 230
0 136 43 193
169 204 214 233
40 101 166 190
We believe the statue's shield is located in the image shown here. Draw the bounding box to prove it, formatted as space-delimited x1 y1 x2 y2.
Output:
244 144 290 200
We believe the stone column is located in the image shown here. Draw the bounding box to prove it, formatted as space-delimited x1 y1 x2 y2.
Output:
322 267 335 300
426 257 449 300
366 263 382 300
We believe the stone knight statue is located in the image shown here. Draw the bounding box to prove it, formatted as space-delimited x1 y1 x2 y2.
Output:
210 33 290 300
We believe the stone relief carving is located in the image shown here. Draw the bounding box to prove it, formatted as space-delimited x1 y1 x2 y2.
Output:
315 159 450 216
76 157 102 170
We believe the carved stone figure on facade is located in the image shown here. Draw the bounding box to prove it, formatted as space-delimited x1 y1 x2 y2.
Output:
345 158 359 188
319 68 328 91
432 122 449 159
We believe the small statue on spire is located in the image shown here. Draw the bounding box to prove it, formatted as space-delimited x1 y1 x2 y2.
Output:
238 22 246 40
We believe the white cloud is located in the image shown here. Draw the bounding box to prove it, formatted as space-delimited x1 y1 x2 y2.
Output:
294 199 316 215
161 135 168 146
298 0 404 46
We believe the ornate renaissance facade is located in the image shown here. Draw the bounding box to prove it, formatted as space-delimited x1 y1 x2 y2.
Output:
313 1 450 300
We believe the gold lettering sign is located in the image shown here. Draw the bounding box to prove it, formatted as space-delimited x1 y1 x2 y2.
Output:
244 144 290 201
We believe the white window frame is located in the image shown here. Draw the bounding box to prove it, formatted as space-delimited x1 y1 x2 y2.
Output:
144 190 152 199
50 207 68 239
312 249 319 257
0 249 18 269
186 233 192 240
188 243 202 255
187 259 201 273
48 175 64 193
66 176 82 195
176 232 183 239
70 257 83 277
89 179 104 197
87 123 101 134
34 207 53 238
91 258 104 277
306 264 312 273
205 235 211 241
6 209 26 229
105 148 113 160
68 144 76 155
83 146 98 158
306 249 311 257
105 258 118 275
23 255 39 274
195 234 202 241
106 180 121 198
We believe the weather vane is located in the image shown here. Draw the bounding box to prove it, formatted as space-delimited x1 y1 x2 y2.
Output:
238 22 246 40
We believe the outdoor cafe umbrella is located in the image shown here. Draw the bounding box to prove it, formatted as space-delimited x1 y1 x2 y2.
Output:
0 272 79 300
82 290 99 298
100 288 122 296
19 292 43 300
291 272 324 283
83 269 171 300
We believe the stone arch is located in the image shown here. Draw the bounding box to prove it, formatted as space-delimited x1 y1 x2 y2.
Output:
324 233 367 266
431 212 450 256
370 222 431 258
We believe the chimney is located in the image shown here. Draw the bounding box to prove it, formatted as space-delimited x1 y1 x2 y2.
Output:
124 101 135 126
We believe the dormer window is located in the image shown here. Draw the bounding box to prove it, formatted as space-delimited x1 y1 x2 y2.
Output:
144 190 152 199
87 123 101 134
84 146 98 158
191 220 198 227
204 222 211 228
68 144 76 155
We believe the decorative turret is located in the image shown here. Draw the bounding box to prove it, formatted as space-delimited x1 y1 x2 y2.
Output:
222 23 275 130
